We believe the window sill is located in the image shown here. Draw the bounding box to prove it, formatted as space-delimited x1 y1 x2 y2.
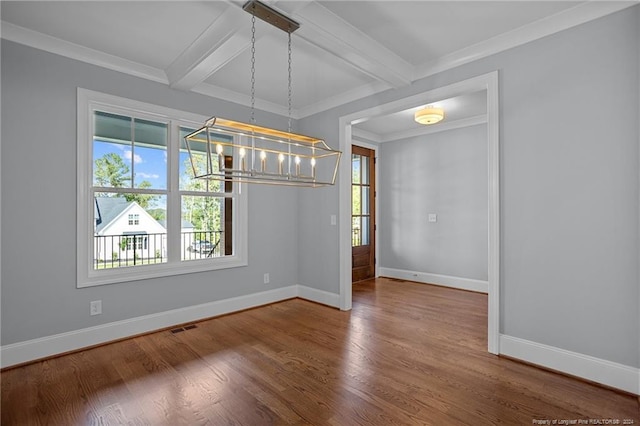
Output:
78 256 248 288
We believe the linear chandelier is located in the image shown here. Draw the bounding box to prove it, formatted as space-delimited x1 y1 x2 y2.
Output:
185 0 341 187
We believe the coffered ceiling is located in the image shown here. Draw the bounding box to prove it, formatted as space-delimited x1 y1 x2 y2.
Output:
1 1 635 119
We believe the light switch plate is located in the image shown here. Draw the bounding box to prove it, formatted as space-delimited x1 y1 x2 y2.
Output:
428 214 437 223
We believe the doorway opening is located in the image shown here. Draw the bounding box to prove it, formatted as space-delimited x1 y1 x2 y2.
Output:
338 71 500 354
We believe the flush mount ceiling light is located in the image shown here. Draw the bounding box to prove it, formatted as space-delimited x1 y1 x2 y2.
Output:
414 105 445 125
184 0 341 187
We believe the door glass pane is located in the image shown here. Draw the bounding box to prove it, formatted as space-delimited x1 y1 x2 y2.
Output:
352 216 361 247
352 185 361 215
361 186 369 215
352 154 361 184
361 216 370 246
361 155 369 185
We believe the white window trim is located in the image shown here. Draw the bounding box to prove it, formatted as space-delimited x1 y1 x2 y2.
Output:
77 88 248 288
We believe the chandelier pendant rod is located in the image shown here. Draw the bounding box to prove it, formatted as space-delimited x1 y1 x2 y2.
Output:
287 30 293 177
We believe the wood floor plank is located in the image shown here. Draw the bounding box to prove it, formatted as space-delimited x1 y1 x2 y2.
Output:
2 278 638 425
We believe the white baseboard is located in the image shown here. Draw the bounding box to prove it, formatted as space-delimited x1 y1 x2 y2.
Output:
500 334 639 395
380 267 488 293
1 286 298 369
297 285 341 308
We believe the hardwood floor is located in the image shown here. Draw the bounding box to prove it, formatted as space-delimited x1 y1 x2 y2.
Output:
2 278 638 425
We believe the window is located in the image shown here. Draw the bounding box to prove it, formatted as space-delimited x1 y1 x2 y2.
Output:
128 214 139 226
123 235 146 250
77 89 247 287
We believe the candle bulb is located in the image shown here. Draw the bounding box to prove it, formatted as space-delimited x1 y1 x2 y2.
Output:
278 153 285 175
310 157 316 179
260 150 267 172
216 144 224 171
294 155 301 176
239 147 246 171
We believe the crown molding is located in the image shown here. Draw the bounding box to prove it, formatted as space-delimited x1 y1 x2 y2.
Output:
413 1 637 82
192 81 295 118
298 2 639 118
1 21 168 84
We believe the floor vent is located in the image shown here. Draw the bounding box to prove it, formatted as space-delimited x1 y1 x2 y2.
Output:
170 324 197 334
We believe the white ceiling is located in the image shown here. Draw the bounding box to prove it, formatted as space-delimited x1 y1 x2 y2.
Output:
1 1 635 121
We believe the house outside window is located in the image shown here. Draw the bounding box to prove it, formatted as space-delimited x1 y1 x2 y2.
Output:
77 89 248 287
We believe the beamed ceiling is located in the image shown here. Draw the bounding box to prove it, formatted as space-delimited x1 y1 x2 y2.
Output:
1 1 636 122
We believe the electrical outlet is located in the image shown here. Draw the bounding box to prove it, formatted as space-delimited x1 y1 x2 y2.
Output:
90 300 102 316
263 273 270 284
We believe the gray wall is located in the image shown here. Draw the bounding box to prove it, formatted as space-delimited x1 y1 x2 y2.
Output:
1 6 639 370
0 40 299 345
379 124 488 281
298 6 639 367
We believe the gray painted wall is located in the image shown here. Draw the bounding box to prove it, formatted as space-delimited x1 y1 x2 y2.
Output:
379 124 488 281
298 6 639 367
1 6 638 370
0 40 299 345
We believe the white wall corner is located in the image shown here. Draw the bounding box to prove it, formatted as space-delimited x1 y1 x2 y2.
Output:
297 285 341 309
499 334 640 395
380 267 488 294
0 286 298 369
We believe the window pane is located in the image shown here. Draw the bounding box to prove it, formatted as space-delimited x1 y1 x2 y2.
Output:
352 185 361 215
93 193 167 269
95 111 132 143
361 216 370 246
352 216 361 247
181 196 228 260
361 155 369 185
93 113 168 191
352 154 361 184
93 111 133 188
134 118 167 190
179 127 234 193
180 127 210 192
361 186 370 215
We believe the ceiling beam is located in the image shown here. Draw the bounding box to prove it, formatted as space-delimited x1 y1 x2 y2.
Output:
167 0 314 92
278 2 414 89
166 4 251 91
